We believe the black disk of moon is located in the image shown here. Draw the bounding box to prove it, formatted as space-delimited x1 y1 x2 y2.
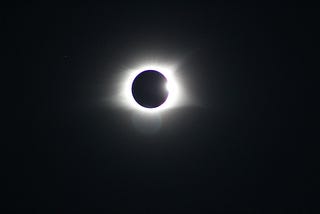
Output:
131 70 168 108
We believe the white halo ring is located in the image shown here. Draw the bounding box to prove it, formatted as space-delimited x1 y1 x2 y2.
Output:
119 63 183 113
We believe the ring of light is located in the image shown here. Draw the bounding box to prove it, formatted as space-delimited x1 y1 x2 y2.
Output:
120 63 182 113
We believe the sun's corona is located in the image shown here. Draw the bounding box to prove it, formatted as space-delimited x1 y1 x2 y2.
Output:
118 63 183 113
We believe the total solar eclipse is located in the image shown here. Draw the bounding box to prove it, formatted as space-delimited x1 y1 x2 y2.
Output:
115 62 185 113
131 70 168 108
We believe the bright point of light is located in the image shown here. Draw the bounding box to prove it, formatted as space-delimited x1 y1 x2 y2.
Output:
165 82 172 92
117 62 185 113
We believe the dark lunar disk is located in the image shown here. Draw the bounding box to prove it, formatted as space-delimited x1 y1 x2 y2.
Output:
132 70 168 108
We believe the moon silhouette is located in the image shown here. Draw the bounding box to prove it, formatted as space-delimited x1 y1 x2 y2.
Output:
131 70 168 108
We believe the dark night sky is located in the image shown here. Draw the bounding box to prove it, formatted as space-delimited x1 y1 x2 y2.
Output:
4 3 317 213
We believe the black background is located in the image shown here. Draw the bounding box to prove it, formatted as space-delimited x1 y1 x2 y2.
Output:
4 3 317 213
